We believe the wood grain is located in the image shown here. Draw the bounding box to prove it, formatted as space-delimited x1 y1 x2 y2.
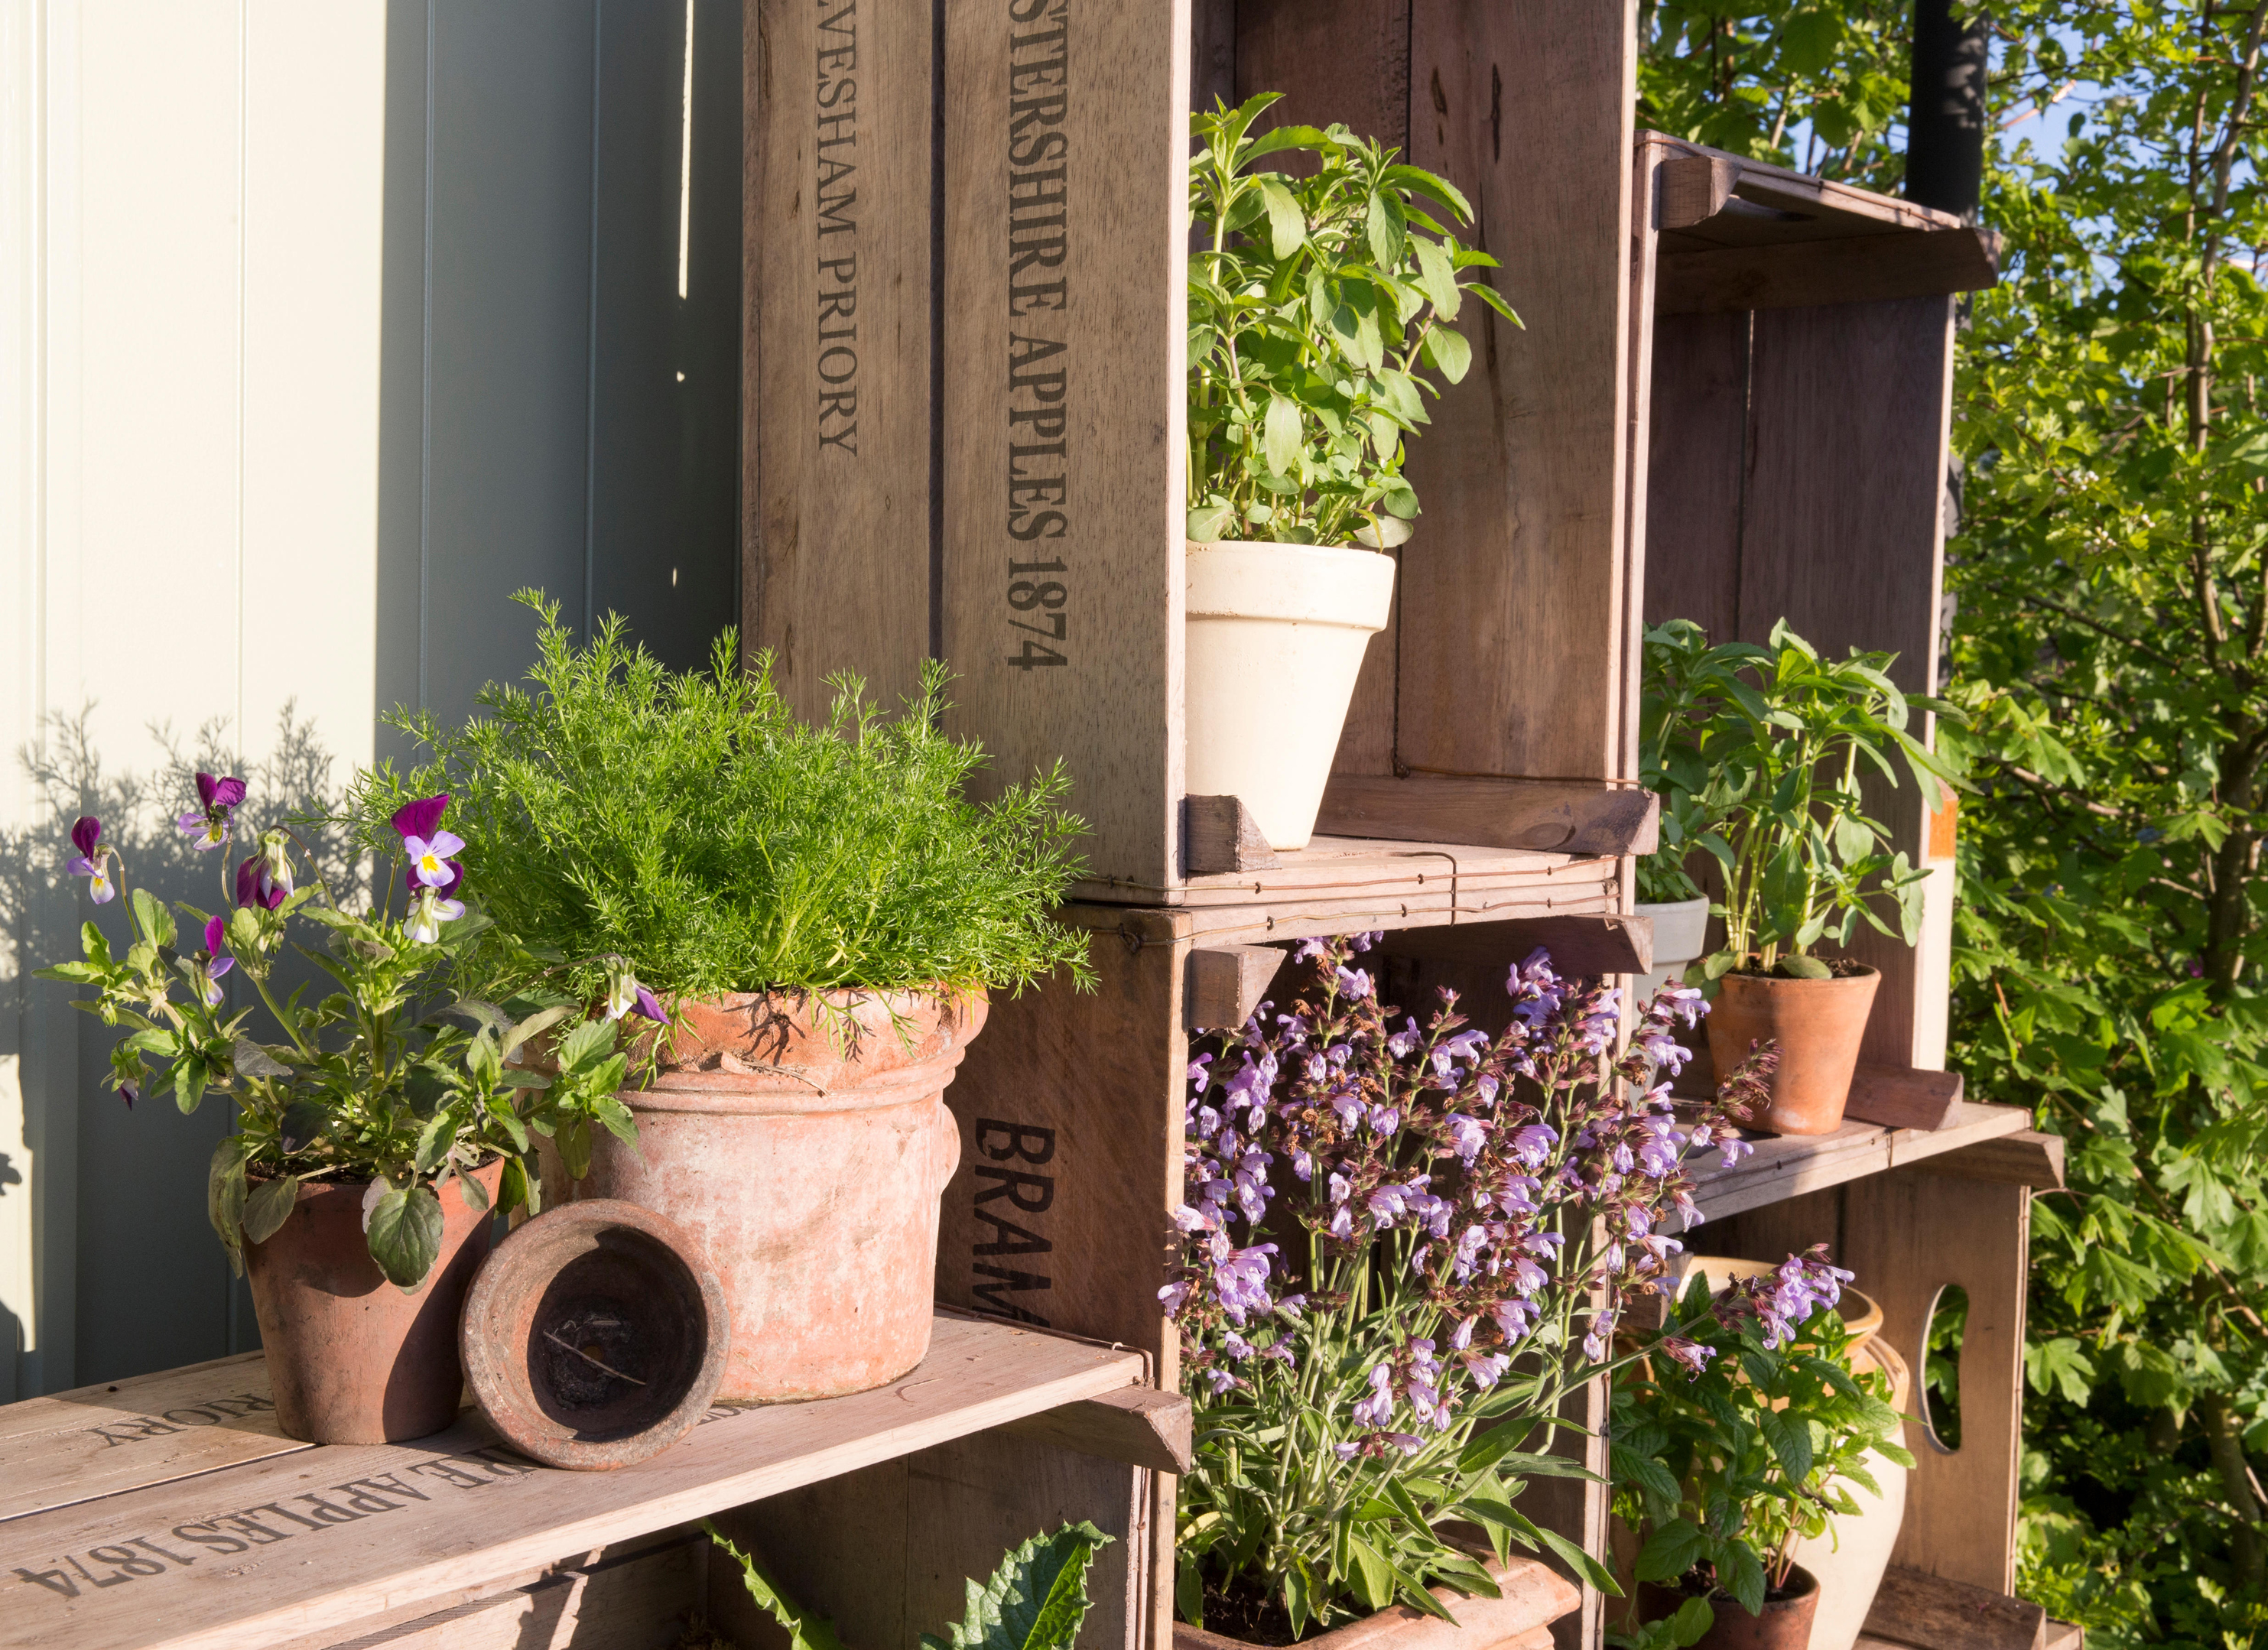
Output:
1844 1173 2030 1594
940 0 1189 892
1677 1103 2033 1226
1862 1564 2046 1650
1314 775 1659 856
1233 0 1410 149
998 1387 1194 1474
1659 229 2000 315
1640 307 1748 644
1379 913 1652 976
1183 796 1280 876
1658 154 1740 230
0 1353 304 1525
745 0 935 718
1931 1131 2066 1190
0 1316 1143 1650
304 1535 700 1650
1185 943 1287 1031
1844 1065 1964 1132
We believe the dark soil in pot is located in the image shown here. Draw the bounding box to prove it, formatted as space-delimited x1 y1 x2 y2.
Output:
1704 963 1880 1136
1636 1564 1821 1650
243 1159 505 1444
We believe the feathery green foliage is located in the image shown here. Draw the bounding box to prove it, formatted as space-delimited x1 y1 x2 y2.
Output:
371 593 1093 1010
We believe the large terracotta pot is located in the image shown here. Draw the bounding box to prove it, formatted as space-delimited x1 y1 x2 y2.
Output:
1171 1552 1581 1650
1185 540 1397 852
243 1158 505 1444
550 989 983 1403
1705 967 1880 1135
1639 1565 1821 1650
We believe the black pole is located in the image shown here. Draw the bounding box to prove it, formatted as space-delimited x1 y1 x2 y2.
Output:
1906 0 1990 221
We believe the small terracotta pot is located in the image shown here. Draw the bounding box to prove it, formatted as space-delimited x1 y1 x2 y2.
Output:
243 1159 505 1444
1705 967 1880 1135
548 989 983 1403
1637 1565 1820 1650
460 1198 729 1470
1172 1551 1581 1650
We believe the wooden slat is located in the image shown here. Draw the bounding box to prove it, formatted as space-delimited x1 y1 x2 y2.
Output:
1184 944 1286 1031
1932 1130 2066 1190
938 0 1188 892
1658 229 2000 314
1846 1175 2030 1594
1314 775 1659 856
1182 796 1280 876
1639 133 1969 241
0 1353 305 1526
1680 1103 2033 1224
1085 834 1617 908
298 1535 700 1650
744 0 934 719
1379 913 1652 977
1862 1564 2045 1650
998 1387 1194 1474
1659 154 1740 231
0 1316 1143 1650
1394 0 1638 800
1844 1065 1964 1132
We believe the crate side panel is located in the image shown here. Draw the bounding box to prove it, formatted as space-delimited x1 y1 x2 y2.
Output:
1641 309 1747 642
744 0 936 719
940 0 1188 891
1393 0 1636 784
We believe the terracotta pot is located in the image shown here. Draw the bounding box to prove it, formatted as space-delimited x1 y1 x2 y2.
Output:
1171 1551 1581 1650
1704 968 1880 1135
1638 1565 1820 1650
243 1158 506 1444
460 1198 730 1471
548 989 983 1403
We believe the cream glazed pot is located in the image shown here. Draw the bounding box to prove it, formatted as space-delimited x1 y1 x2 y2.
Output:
1184 539 1398 851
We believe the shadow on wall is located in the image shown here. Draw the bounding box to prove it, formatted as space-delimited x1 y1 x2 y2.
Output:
2 705 356 1388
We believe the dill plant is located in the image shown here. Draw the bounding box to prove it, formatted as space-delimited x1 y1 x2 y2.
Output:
369 592 1093 1011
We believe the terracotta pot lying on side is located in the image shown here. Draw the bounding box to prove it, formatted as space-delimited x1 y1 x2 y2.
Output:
1637 1565 1821 1650
1171 1552 1581 1650
548 988 985 1405
244 1158 505 1444
1704 966 1880 1135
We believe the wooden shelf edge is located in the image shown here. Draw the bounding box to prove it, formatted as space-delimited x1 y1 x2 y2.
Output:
1314 773 1659 857
1862 1564 2052 1650
1682 1102 2034 1224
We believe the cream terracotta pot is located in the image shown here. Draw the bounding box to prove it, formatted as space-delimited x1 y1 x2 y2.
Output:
1185 540 1397 852
544 989 982 1403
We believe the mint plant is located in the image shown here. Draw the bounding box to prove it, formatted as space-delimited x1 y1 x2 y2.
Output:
1187 93 1518 549
37 780 636 1287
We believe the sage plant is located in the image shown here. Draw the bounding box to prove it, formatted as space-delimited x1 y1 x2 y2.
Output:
1166 935 1770 1635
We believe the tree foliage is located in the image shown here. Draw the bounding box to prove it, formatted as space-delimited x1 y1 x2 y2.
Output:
1644 6 2268 1642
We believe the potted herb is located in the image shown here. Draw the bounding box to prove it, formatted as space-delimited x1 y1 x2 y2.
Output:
1164 934 1773 1646
1609 1252 1915 1650
1184 94 1518 852
37 781 629 1443
1640 619 1964 1134
385 594 1092 1403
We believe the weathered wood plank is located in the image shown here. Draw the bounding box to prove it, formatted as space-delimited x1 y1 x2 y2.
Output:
939 0 1188 892
745 0 935 718
1314 775 1659 856
1931 1130 2066 1190
1182 796 1280 877
1680 1103 2032 1225
1844 1065 1964 1132
300 1535 700 1650
998 1388 1194 1475
0 1353 304 1526
0 1316 1144 1650
1862 1563 2045 1650
1659 229 2000 315
1659 154 1740 231
1379 913 1652 976
1184 943 1286 1031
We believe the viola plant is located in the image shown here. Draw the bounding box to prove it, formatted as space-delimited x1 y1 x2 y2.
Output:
1166 934 1777 1638
1610 1255 1914 1622
36 775 646 1288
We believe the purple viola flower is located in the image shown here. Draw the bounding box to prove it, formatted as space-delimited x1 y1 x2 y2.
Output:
177 771 246 851
117 1079 138 1110
192 913 233 1007
66 815 115 904
603 964 668 1025
405 885 465 945
235 854 286 911
395 794 466 888
404 856 466 899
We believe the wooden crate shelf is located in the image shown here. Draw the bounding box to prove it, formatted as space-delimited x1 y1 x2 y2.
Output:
1684 1101 2040 1223
0 1314 1155 1650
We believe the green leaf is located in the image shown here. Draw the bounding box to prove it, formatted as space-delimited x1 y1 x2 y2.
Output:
242 1174 301 1245
232 1038 291 1080
414 1109 458 1173
1633 1518 1707 1584
132 886 176 949
1718 1541 1766 1618
1347 1538 1396 1610
1262 393 1304 476
1759 1407 1815 1485
207 1136 251 1270
1412 235 1461 318
1422 324 1473 384
557 1017 616 1074
1779 955 1833 980
365 1184 444 1290
456 1164 492 1215
923 1522 1114 1650
1366 188 1407 269
1257 177 1305 259
1533 1524 1622 1595
499 1153 531 1215
703 1522 854 1650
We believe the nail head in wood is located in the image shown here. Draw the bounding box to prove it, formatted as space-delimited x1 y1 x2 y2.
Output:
1842 1065 1964 1132
1183 795 1282 875
1186 944 1285 1031
996 1385 1194 1475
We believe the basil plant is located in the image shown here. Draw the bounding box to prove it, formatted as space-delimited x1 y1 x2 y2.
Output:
1187 93 1519 550
1639 618 1967 980
37 775 654 1288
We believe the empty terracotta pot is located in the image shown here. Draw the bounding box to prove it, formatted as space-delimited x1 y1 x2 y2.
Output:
1705 967 1880 1135
1638 1566 1820 1650
548 989 983 1403
244 1159 505 1444
460 1198 729 1470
